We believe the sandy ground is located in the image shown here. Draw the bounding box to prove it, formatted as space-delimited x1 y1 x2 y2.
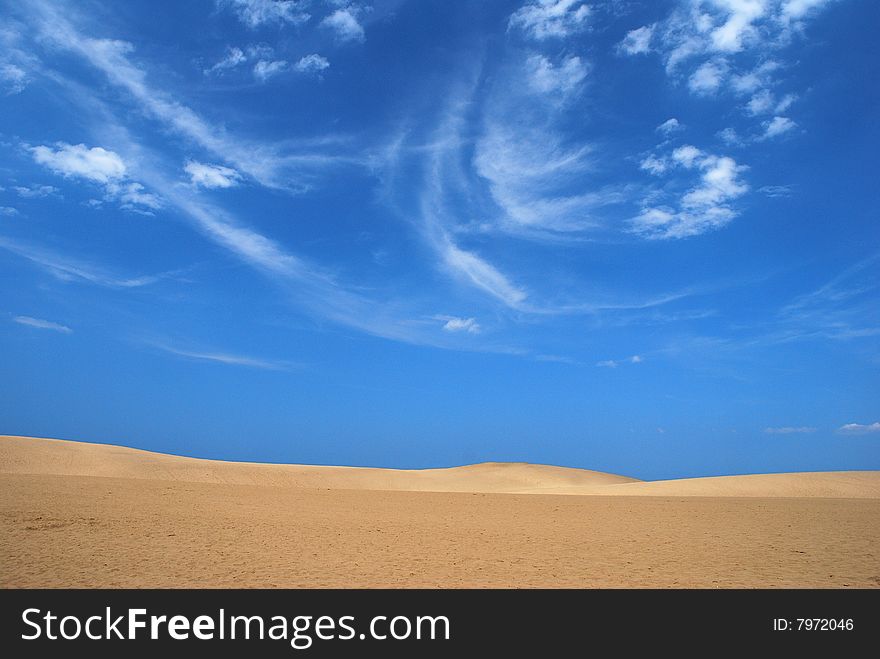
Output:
2 435 879 588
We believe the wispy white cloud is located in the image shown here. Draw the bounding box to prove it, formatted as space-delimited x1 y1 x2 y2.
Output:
0 236 166 288
441 241 528 307
780 0 835 24
730 60 781 94
219 0 310 28
14 184 60 198
474 131 616 237
253 59 287 81
1 62 28 94
185 161 242 189
618 24 654 55
640 155 668 176
525 54 588 96
436 315 481 334
656 117 682 135
471 55 624 240
1 206 20 216
709 0 767 52
688 59 727 95
671 144 703 168
13 315 72 333
9 31 464 349
109 181 162 212
294 53 330 74
776 253 880 342
759 184 792 197
26 3 352 192
153 342 295 370
204 46 246 75
508 0 591 40
760 116 797 139
764 426 817 434
320 8 365 43
717 126 742 145
596 354 642 368
837 422 880 435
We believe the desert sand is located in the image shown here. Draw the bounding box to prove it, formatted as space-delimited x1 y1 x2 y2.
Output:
2 435 879 588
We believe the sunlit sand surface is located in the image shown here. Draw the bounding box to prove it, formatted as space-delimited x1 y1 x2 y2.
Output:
2 436 878 588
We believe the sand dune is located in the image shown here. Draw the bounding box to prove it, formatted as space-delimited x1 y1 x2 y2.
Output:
2 435 878 498
0 435 637 492
2 436 879 588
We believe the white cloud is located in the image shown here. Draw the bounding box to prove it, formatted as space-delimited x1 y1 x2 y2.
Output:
671 144 704 168
320 8 365 43
717 127 741 145
597 354 642 368
437 316 481 334
31 142 126 183
253 59 287 81
775 93 797 113
681 155 748 208
640 155 668 176
1 206 19 216
525 54 588 96
205 46 246 75
111 181 163 211
646 0 833 131
30 142 160 212
28 6 370 193
760 116 797 139
618 25 654 55
294 54 330 74
14 184 60 198
656 118 682 134
759 184 792 197
709 0 766 52
220 0 310 28
508 0 591 40
442 242 527 307
633 147 748 239
185 161 243 189
1 63 28 94
837 422 880 435
688 59 727 95
473 112 611 236
13 315 72 333
764 426 817 434
155 343 292 370
730 60 781 94
0 236 167 288
781 0 834 23
745 88 774 115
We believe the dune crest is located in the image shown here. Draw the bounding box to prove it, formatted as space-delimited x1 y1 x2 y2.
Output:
1 435 879 498
0 436 636 493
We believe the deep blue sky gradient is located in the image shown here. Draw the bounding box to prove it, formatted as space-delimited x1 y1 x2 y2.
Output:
0 0 877 479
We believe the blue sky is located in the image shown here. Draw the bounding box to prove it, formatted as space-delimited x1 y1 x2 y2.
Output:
0 0 877 479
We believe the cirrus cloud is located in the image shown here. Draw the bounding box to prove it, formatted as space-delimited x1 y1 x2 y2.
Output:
837 422 880 435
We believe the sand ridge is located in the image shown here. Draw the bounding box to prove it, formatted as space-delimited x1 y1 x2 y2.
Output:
1 435 878 498
0 435 638 493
